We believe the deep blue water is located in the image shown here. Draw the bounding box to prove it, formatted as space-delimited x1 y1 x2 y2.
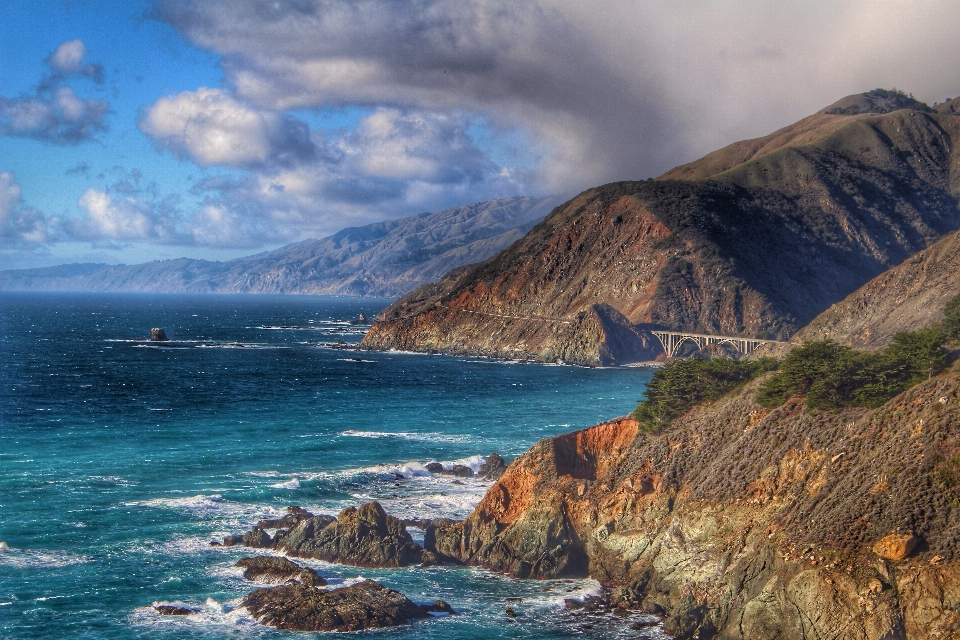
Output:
0 292 664 639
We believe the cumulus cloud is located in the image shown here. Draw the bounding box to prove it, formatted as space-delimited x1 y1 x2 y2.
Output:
139 88 314 167
0 39 108 144
45 39 103 83
71 188 182 244
154 0 960 190
175 105 531 244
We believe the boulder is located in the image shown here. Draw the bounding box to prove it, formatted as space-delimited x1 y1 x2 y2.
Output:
243 579 429 632
242 528 272 549
150 328 168 341
477 452 508 480
223 535 244 547
425 462 444 473
871 533 920 561
235 556 326 586
421 600 455 615
277 501 423 567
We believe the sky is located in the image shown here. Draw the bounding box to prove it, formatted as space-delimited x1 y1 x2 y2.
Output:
2 1 960 270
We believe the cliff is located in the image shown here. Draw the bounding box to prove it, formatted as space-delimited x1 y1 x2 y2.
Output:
426 365 960 638
361 93 960 365
0 196 558 298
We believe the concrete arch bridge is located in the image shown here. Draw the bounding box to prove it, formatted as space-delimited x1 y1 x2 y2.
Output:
651 330 786 358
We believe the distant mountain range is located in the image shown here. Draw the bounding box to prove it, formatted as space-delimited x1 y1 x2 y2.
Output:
361 90 960 365
0 196 560 298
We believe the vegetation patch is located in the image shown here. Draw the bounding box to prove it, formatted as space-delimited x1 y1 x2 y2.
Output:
633 357 777 432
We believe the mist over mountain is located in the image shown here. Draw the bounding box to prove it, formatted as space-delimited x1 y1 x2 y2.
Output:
0 196 560 298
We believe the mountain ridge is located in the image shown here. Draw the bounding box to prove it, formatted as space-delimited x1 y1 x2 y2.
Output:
361 92 960 365
0 196 560 298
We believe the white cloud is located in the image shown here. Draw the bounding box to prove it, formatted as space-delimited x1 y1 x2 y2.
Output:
139 88 314 168
0 40 107 144
46 39 102 81
73 188 179 243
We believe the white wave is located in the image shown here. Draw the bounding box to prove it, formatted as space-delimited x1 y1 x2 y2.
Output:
0 544 90 569
129 597 258 631
89 475 136 486
338 430 473 444
127 494 285 524
269 478 301 490
336 358 376 363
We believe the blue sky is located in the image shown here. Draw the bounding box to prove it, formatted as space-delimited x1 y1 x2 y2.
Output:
3 0 960 270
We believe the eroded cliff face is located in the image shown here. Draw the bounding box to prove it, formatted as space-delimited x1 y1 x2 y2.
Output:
427 368 960 639
362 97 960 365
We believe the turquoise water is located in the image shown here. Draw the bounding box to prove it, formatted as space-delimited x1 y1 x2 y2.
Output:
0 292 664 639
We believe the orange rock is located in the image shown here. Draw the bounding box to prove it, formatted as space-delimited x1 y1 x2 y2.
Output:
871 533 919 561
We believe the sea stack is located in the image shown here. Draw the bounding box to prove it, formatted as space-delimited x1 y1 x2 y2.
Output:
150 328 168 341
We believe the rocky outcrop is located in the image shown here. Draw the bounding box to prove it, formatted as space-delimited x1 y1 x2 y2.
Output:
478 452 508 481
425 366 960 639
242 580 429 632
235 556 326 586
363 92 960 365
150 328 168 341
276 502 422 567
225 502 423 567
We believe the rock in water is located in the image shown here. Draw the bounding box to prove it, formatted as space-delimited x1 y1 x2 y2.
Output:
440 464 474 478
425 462 444 473
243 580 428 632
478 452 508 480
235 556 326 586
277 501 423 567
154 604 198 615
349 313 372 325
150 327 168 341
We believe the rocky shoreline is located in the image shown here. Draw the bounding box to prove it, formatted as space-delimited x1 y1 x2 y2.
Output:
155 358 960 639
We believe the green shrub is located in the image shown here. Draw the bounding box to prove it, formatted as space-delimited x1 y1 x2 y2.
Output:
633 357 777 432
757 329 948 411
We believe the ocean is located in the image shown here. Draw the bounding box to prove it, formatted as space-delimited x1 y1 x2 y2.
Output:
0 292 666 639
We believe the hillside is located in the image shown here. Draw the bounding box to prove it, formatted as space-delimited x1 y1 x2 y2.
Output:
425 365 960 638
783 227 960 351
361 92 960 365
418 241 960 638
0 196 559 298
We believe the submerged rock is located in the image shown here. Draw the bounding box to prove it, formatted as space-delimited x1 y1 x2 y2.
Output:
242 579 428 632
235 556 326 586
